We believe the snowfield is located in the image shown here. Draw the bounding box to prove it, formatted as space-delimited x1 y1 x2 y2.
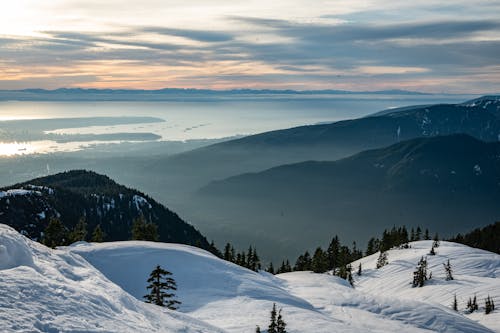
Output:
0 224 224 333
1 224 498 332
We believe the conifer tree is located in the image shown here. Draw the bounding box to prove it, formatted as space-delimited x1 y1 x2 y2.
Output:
255 326 261 333
91 224 104 242
223 243 234 262
132 215 158 241
452 294 458 311
376 251 388 269
410 228 415 241
144 265 180 310
485 295 495 314
357 263 362 276
443 259 453 280
311 247 328 273
346 264 354 286
43 217 68 248
267 262 275 274
433 233 440 248
268 303 278 333
327 236 340 269
412 256 428 287
69 217 87 243
276 308 287 333
424 228 430 240
416 226 422 240
365 237 379 256
429 245 436 255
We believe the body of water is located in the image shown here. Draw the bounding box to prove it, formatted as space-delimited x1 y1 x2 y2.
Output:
0 94 476 155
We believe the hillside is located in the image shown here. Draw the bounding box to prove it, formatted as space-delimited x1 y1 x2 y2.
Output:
66 235 497 333
194 135 500 259
143 96 500 202
350 240 500 331
0 170 215 252
0 224 223 333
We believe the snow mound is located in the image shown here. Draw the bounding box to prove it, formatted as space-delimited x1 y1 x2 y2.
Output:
0 224 224 333
352 241 500 332
0 225 35 270
68 240 495 333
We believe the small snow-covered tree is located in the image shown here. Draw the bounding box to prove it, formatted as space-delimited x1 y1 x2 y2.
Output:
357 263 362 276
255 326 261 333
277 308 287 333
376 251 388 269
268 303 278 333
144 265 180 310
412 256 428 287
485 295 495 314
443 259 453 281
452 294 458 311
467 296 479 313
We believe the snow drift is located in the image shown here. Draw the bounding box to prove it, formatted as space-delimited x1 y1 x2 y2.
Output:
0 224 224 333
68 238 497 333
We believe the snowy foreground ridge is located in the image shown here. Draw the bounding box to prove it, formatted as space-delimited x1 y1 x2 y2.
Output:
1 224 499 333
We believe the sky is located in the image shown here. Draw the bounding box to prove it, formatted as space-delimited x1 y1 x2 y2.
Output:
0 0 499 93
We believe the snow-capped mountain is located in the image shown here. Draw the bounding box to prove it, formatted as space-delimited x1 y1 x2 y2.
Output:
1 224 498 332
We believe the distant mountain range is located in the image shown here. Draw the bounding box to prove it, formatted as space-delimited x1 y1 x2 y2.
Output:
193 135 500 258
0 88 430 101
1 96 499 260
0 170 215 252
143 95 500 204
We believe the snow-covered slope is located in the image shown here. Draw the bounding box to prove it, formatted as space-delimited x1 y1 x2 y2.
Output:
1 224 496 333
351 241 500 332
67 239 496 333
0 224 224 333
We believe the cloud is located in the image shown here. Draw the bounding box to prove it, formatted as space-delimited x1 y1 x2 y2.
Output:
1 2 500 93
141 27 234 43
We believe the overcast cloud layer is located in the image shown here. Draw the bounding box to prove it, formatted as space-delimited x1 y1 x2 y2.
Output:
0 0 499 93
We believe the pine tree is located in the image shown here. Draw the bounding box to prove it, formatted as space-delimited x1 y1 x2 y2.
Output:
91 224 104 242
452 294 458 311
432 233 440 248
223 243 234 262
255 326 261 333
311 247 328 273
268 303 278 333
357 263 362 276
43 217 68 248
69 217 87 243
267 262 275 274
429 245 436 255
424 228 430 240
416 226 422 240
412 256 428 287
485 295 495 314
327 236 340 269
276 308 287 333
346 264 354 286
144 265 181 310
132 215 158 241
443 259 453 281
376 251 388 269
